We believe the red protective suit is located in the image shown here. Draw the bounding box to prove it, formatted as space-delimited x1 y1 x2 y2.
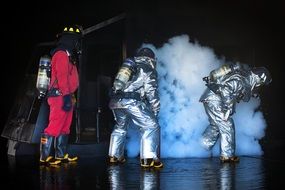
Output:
44 50 79 137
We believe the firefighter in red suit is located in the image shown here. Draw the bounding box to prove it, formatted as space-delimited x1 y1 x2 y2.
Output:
40 25 82 165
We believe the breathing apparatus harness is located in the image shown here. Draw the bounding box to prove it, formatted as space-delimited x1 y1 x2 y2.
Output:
203 63 255 103
36 25 82 99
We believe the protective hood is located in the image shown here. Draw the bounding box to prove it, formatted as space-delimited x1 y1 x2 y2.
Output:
134 56 156 69
50 34 81 56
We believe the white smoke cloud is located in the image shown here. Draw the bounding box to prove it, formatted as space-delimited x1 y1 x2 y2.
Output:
125 34 267 158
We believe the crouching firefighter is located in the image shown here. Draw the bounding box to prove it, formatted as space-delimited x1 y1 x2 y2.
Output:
39 25 82 165
108 47 163 168
200 63 272 163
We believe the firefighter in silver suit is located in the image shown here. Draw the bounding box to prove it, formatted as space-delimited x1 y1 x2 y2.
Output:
200 64 272 162
108 47 163 168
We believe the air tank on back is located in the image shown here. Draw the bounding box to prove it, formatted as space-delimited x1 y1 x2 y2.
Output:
113 58 135 92
36 55 51 98
209 63 241 81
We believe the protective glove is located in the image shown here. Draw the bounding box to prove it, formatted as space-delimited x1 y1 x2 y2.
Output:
153 110 159 117
62 94 72 112
222 104 234 121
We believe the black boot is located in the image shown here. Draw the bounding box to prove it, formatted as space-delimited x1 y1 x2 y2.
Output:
109 156 126 164
220 156 240 163
141 158 163 168
141 158 154 168
55 134 78 162
40 134 61 165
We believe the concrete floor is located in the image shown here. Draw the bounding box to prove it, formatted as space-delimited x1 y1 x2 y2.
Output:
1 153 285 190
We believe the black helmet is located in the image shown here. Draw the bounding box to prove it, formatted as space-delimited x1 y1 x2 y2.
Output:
56 25 83 39
62 25 83 36
251 67 272 86
135 47 155 59
51 25 83 58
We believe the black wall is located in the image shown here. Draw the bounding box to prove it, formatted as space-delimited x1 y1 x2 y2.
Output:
2 1 284 152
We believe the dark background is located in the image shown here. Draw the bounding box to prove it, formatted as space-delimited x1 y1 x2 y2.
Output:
1 0 285 153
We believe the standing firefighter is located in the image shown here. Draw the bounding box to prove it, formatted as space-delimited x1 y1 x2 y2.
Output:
40 25 82 165
200 63 272 162
108 47 163 168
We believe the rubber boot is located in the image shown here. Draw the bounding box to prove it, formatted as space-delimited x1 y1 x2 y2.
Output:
220 156 240 163
140 158 163 168
55 134 78 162
40 134 61 165
109 156 126 164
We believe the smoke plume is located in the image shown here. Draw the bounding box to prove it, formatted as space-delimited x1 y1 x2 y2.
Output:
126 35 267 158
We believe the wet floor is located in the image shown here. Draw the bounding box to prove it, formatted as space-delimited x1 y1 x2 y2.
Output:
1 154 285 190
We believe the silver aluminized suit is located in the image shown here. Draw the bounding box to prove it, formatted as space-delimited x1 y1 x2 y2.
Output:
200 69 263 158
108 56 160 160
